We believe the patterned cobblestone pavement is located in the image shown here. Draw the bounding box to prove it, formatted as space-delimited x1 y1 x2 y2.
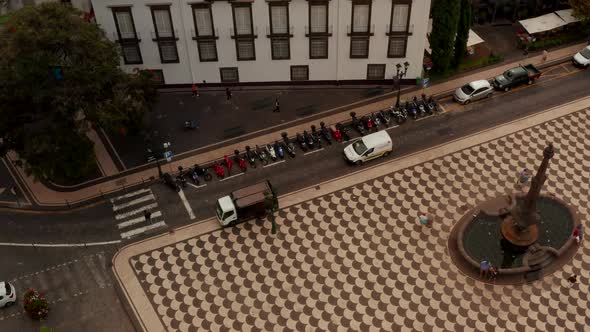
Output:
131 109 590 331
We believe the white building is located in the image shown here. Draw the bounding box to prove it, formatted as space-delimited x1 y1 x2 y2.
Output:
91 0 431 85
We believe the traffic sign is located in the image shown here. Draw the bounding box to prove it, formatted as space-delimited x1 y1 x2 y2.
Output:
422 78 430 88
163 151 172 159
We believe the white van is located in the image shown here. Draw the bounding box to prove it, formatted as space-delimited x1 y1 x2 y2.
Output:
343 130 393 165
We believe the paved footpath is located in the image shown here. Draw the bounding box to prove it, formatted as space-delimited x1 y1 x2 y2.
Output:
6 43 587 208
113 97 590 331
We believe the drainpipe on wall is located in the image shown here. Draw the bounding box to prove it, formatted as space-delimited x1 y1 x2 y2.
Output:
335 0 340 84
177 0 196 84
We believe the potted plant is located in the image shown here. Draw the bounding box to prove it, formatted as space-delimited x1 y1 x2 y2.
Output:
23 289 49 320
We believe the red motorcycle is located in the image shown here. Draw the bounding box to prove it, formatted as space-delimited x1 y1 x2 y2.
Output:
224 154 233 175
234 150 247 172
363 115 374 132
330 124 342 142
213 161 225 178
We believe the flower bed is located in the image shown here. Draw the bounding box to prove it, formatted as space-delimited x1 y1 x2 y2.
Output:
23 289 49 320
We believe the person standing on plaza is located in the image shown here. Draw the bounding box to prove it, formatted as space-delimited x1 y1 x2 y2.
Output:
419 212 429 225
225 88 232 100
480 260 490 278
273 98 280 113
191 84 199 98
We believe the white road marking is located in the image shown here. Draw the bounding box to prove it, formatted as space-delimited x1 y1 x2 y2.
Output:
110 188 151 203
304 148 324 155
114 202 159 220
0 240 121 247
386 124 400 130
177 189 196 220
111 194 155 211
220 172 245 181
120 221 166 239
415 114 435 121
263 160 286 168
187 182 207 189
117 211 163 229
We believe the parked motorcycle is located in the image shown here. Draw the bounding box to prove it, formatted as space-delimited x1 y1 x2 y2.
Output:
319 122 332 145
413 96 426 117
379 109 391 126
245 145 257 168
362 115 375 132
256 145 268 165
336 123 351 141
310 125 322 148
303 130 315 149
427 95 440 113
281 132 296 158
371 112 381 128
330 124 343 142
266 144 277 161
407 100 418 120
176 166 187 188
234 150 247 172
190 164 212 183
163 172 180 192
213 161 225 178
272 141 284 159
224 154 233 174
296 132 308 151
350 111 366 136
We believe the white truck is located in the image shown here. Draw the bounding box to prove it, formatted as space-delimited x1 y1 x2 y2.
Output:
215 180 278 226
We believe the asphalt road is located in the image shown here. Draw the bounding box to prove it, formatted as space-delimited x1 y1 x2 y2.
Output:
0 65 588 332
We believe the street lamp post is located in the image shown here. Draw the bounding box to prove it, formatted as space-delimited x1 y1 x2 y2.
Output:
394 61 410 108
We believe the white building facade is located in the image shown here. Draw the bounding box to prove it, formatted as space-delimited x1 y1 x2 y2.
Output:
91 0 431 85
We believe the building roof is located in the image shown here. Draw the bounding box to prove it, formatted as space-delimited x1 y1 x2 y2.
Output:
555 9 580 25
519 13 567 34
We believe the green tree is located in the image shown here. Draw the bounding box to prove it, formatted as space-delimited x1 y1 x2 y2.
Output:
0 3 158 181
430 0 461 72
453 0 472 67
569 0 590 22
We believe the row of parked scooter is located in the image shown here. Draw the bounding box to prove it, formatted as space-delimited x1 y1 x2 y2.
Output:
162 94 440 190
349 94 440 135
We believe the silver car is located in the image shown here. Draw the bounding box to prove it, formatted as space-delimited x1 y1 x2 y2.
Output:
454 80 493 105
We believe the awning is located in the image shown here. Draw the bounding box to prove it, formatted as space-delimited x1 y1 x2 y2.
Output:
425 21 485 54
555 9 580 25
519 13 567 34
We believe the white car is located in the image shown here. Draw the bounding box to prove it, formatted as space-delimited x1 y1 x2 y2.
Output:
454 80 493 105
0 281 16 308
572 45 590 68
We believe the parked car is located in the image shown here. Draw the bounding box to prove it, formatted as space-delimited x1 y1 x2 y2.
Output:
0 281 16 308
572 45 590 68
492 64 541 91
343 130 392 165
454 80 493 104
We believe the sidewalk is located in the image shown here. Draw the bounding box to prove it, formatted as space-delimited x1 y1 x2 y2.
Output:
6 42 586 209
112 95 590 332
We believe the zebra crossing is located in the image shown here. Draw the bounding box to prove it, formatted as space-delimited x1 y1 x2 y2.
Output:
110 187 167 239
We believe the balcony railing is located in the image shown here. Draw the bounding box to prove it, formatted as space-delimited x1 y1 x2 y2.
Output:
230 26 258 38
305 25 333 36
112 31 141 42
386 24 413 36
266 25 294 37
150 30 179 41
191 28 219 40
346 24 374 36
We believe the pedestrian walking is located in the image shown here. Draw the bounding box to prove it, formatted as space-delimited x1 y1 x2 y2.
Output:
191 84 199 98
542 50 548 62
144 210 152 223
225 88 232 100
273 98 280 113
515 169 531 190
419 212 429 225
488 266 498 281
567 274 577 287
480 260 491 278
573 225 582 245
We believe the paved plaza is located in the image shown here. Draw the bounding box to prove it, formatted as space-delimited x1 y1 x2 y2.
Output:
114 99 590 331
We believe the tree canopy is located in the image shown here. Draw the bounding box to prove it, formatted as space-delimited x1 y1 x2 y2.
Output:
569 0 590 22
453 0 472 67
430 0 461 72
0 3 158 181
